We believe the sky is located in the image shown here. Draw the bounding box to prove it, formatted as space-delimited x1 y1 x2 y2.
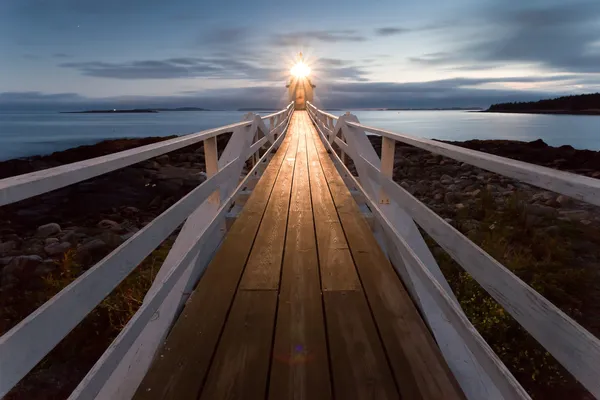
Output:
2 0 600 110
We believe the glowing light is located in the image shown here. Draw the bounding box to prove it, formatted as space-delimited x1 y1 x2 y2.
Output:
291 61 311 78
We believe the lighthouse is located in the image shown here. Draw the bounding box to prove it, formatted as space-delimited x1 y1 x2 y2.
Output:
287 52 315 110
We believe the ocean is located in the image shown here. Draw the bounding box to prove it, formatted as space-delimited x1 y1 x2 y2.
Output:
1 110 600 161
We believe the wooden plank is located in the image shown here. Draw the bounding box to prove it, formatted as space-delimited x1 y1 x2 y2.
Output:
305 119 359 292
239 115 299 290
132 130 296 400
308 124 464 400
360 153 600 398
268 124 332 400
315 111 507 400
0 160 236 399
323 291 399 400
198 290 278 400
90 119 293 400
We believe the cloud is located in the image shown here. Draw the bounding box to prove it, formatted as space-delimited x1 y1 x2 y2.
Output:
4 74 591 112
410 2 600 73
53 53 72 58
60 56 281 80
375 27 408 36
273 30 366 47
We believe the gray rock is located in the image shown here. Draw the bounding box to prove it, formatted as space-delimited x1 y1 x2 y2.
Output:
97 231 124 248
145 160 161 170
447 184 458 192
558 210 590 221
0 241 17 254
22 239 46 257
0 256 14 266
156 155 170 165
60 230 77 244
78 238 107 253
98 219 121 231
556 195 572 207
544 226 560 236
581 219 592 226
124 206 140 213
44 241 72 256
45 237 59 245
525 204 558 218
36 223 61 238
531 192 555 203
2 255 43 278
469 189 481 197
434 193 443 201
445 192 457 204
35 260 58 275
440 174 453 184
455 203 466 210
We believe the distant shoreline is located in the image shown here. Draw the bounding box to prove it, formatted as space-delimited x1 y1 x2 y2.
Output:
482 109 600 116
61 107 209 114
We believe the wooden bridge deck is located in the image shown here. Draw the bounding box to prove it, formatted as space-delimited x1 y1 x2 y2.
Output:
133 111 463 400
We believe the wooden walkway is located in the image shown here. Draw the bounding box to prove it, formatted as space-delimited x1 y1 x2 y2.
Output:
133 111 464 400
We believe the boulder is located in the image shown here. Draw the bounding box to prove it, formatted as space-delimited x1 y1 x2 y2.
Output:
98 219 121 231
440 174 453 184
556 195 572 207
44 242 72 256
2 255 43 279
76 239 107 262
45 237 59 245
36 223 61 238
0 241 17 254
525 204 558 218
559 210 590 221
155 155 170 165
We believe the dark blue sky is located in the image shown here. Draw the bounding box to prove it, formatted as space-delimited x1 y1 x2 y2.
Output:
2 0 600 110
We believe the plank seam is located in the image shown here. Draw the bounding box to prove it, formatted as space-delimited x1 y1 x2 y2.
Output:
305 116 337 400
195 130 297 399
264 114 299 400
307 120 402 397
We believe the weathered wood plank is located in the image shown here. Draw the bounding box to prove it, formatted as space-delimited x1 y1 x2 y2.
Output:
360 153 600 398
132 131 295 400
305 119 359 292
199 290 278 400
238 115 299 290
308 124 464 400
323 290 399 400
268 123 331 400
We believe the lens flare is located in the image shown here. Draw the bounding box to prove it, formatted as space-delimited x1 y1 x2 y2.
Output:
290 61 311 78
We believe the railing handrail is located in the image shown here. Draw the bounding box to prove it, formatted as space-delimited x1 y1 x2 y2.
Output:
307 101 600 399
0 103 294 398
0 102 294 207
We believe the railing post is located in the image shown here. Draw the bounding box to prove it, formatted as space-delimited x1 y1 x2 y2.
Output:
203 136 219 204
379 137 395 204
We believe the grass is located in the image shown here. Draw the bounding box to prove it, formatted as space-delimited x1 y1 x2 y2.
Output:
5 240 173 400
428 190 599 399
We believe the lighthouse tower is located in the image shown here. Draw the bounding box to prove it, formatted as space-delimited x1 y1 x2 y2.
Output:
287 52 315 110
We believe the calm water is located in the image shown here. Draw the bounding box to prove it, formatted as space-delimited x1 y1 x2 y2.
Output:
1 110 600 161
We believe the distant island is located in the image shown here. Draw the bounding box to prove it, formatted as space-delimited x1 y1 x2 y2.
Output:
486 93 600 115
61 107 209 114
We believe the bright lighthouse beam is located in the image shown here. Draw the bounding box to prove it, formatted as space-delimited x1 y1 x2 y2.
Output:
291 61 311 78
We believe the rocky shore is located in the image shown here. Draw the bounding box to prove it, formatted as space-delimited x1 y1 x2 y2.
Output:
1 134 600 399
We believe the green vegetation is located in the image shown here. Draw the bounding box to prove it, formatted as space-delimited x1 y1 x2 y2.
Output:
5 240 173 400
427 190 598 399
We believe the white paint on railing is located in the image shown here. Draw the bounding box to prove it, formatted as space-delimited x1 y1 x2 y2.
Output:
0 104 294 398
345 120 600 207
308 106 507 399
308 101 600 399
0 159 236 398
81 106 293 399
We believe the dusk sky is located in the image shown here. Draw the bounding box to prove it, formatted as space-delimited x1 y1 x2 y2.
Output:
2 0 600 110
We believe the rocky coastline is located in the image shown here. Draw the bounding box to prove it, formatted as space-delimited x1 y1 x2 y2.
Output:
1 134 600 399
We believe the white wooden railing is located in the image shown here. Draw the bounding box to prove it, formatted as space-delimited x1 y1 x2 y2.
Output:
0 103 294 399
307 101 600 400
